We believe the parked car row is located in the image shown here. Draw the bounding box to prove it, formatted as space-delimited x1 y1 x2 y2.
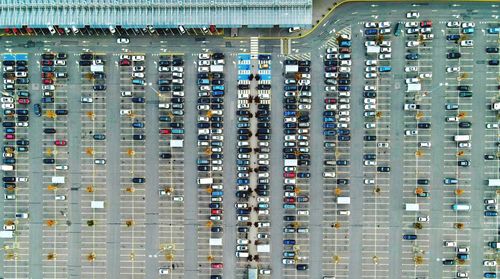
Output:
2 57 32 220
196 52 225 275
281 58 311 271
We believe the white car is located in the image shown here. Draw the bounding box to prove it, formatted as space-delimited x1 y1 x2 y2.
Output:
405 78 419 84
364 160 376 166
1 103 14 109
365 41 376 47
132 72 144 78
365 22 378 28
298 79 310 85
365 73 377 79
417 216 429 222
3 224 15 231
1 97 13 103
422 34 434 40
420 27 432 34
380 40 391 47
458 142 471 148
259 269 271 275
486 123 499 129
282 258 296 265
325 72 338 78
365 66 377 72
444 241 456 247
364 104 376 110
339 67 351 73
364 98 376 104
325 86 336 92
419 73 432 79
133 66 145 72
446 66 460 73
81 97 93 103
158 66 170 72
404 66 418 72
198 53 210 60
365 60 377 66
377 142 389 148
159 268 170 275
446 117 459 122
364 85 376 91
340 60 351 66
198 60 210 66
405 22 419 28
380 28 391 35
380 47 391 53
16 122 28 127
326 47 338 54
460 40 473 47
456 272 468 278
447 21 460 28
461 22 475 28
339 91 350 97
117 37 130 44
172 66 184 72
197 66 209 72
379 54 391 60
120 109 131 115
364 179 375 184
483 260 496 267
326 53 338 60
55 195 66 201
405 130 418 136
406 11 420 19
406 41 420 47
379 22 391 28
131 55 144 61
406 28 419 34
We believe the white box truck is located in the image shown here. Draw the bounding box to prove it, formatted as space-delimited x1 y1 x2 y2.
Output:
337 197 351 204
284 159 298 167
454 135 470 142
198 178 214 185
256 244 270 253
90 64 104 72
210 65 223 73
405 203 419 211
51 176 65 184
170 140 184 148
488 179 500 187
406 83 421 92
209 238 222 246
91 201 104 209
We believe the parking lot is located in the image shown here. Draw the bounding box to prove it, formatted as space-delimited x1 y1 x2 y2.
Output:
0 3 499 279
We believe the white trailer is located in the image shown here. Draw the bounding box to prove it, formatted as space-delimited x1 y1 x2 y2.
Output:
405 203 420 211
285 65 299 73
90 64 104 72
406 83 421 92
284 159 298 167
91 201 104 209
337 197 351 204
0 231 13 238
210 65 223 73
256 244 270 253
488 179 500 186
454 135 470 142
198 178 214 185
366 45 381 54
170 139 184 148
51 176 65 184
209 238 222 246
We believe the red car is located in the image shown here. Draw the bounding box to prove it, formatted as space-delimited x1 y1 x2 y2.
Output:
4 28 11 34
120 59 131 66
25 28 33 34
420 20 432 27
42 79 53 85
159 129 171 134
283 197 296 203
211 263 223 269
324 98 337 104
5 134 14 139
18 98 30 104
283 172 296 178
54 140 67 146
211 209 222 215
41 60 54 66
42 72 54 78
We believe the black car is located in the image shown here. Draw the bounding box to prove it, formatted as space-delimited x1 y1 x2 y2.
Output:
284 215 296 221
198 166 209 171
43 158 55 164
235 191 248 198
238 147 252 153
55 109 68 115
197 123 210 128
93 84 106 91
16 140 29 146
159 85 171 91
238 84 250 90
212 73 224 79
132 177 145 183
238 135 249 141
3 177 16 182
80 53 93 60
43 128 56 134
236 110 251 116
377 166 391 172
364 154 376 160
211 227 222 233
484 154 496 160
336 160 349 165
237 227 249 233
458 122 471 128
486 47 499 53
489 59 499 65
363 91 376 98
447 52 461 59
257 84 271 90
458 160 470 167
417 123 431 129
133 135 145 140
457 85 470 91
2 122 15 127
417 179 429 185
337 179 349 185
160 153 172 159
364 135 376 141
284 59 298 65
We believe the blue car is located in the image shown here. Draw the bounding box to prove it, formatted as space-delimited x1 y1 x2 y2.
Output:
323 123 337 129
212 85 224 90
237 159 249 166
132 79 144 85
485 211 498 216
378 66 392 72
484 272 497 278
283 203 296 209
406 53 419 60
42 97 54 103
197 79 210 85
237 178 249 185
284 111 296 117
446 34 460 40
365 29 378 35
338 85 350 91
41 66 54 72
4 128 15 133
236 209 250 215
403 234 417 240
132 122 144 128
212 90 224 96
462 27 474 34
338 135 350 141
339 40 351 47
488 27 500 34
338 129 350 135
323 117 336 122
131 97 145 103
211 191 223 197
283 239 296 245
323 111 335 117
323 130 337 136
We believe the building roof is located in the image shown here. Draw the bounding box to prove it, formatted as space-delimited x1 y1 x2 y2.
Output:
0 0 312 28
